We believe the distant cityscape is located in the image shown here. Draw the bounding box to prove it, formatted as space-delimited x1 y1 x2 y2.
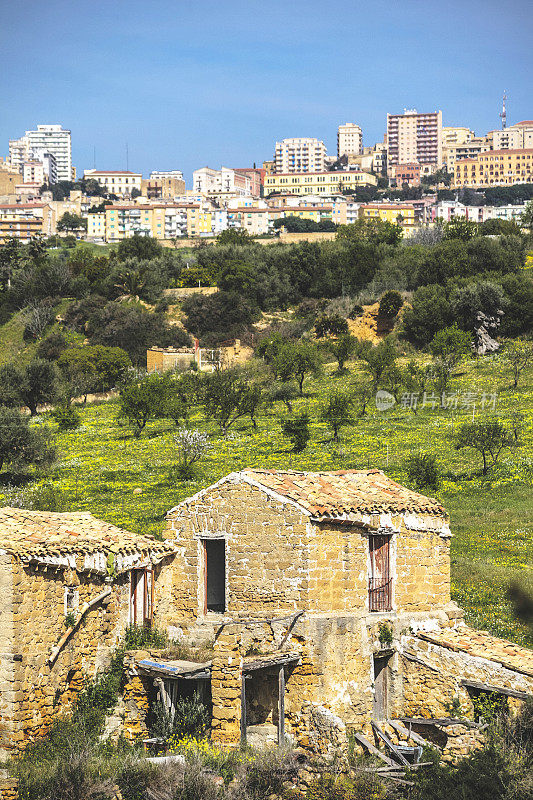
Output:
0 108 532 244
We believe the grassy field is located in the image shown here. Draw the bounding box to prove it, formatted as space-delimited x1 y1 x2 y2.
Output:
1 353 532 646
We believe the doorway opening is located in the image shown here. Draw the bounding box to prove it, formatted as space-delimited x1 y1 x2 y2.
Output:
373 654 390 720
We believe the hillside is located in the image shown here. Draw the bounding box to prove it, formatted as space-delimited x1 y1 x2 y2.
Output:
1 352 531 647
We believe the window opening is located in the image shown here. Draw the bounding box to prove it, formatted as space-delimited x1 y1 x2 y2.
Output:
203 539 225 613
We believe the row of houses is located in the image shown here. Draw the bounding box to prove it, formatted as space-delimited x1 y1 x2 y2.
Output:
0 468 531 757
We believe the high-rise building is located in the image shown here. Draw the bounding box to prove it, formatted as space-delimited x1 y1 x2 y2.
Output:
337 123 363 158
386 110 442 173
274 138 327 174
9 125 72 182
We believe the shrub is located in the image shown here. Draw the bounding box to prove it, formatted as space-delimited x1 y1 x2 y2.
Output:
282 413 310 452
314 313 349 339
51 404 81 431
0 407 56 474
124 624 168 649
36 331 69 361
330 334 357 372
173 428 210 479
378 290 403 318
405 452 440 491
151 691 210 741
182 291 258 344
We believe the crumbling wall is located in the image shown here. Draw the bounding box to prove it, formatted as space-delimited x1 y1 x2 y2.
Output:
400 632 533 719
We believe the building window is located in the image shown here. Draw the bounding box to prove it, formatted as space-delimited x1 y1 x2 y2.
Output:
130 568 154 627
368 533 392 611
202 539 226 613
64 586 79 616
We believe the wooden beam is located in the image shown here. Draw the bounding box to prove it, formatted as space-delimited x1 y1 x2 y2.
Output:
352 732 396 766
242 652 301 673
278 666 285 745
400 717 482 729
240 675 247 747
461 680 532 701
388 719 435 749
371 721 410 766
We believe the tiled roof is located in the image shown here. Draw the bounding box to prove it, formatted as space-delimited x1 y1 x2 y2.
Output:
417 626 533 677
241 469 446 519
0 507 175 559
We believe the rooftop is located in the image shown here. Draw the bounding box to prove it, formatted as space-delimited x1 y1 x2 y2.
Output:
0 507 175 561
241 468 446 520
417 626 533 678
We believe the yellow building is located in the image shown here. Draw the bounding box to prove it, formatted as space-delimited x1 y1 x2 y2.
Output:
141 176 186 199
0 203 52 243
264 170 377 196
268 205 332 227
87 212 106 240
187 205 212 236
453 148 533 188
358 203 416 228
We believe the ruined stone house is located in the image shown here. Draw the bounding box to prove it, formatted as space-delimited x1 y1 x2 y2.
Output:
0 508 176 757
151 468 533 751
1 468 532 759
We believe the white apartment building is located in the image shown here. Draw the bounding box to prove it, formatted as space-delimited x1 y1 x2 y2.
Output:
337 123 363 158
433 200 527 224
487 121 533 151
149 169 184 181
10 125 72 182
274 138 327 174
83 169 142 196
386 110 442 172
192 167 252 199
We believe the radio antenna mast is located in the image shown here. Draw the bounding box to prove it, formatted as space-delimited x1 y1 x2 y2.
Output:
500 92 507 129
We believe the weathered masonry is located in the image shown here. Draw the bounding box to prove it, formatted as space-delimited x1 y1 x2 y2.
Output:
159 469 533 751
0 508 176 757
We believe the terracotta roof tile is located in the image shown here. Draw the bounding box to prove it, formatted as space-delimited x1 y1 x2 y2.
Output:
0 507 175 559
241 469 446 519
417 626 533 677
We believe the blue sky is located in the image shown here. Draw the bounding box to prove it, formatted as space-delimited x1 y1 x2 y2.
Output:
1 0 531 182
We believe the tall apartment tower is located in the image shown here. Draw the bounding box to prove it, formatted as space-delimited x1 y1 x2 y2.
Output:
9 124 72 182
337 123 363 157
386 110 442 173
274 138 327 174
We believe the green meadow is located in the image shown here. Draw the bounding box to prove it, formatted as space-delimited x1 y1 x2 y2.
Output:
1 353 532 646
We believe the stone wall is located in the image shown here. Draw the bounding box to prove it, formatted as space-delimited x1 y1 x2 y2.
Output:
2 555 175 754
166 481 451 620
166 481 311 619
400 632 533 719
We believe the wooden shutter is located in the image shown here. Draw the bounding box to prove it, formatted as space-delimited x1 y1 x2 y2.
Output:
369 534 392 611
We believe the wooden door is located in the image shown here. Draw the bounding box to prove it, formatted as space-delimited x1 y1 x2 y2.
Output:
130 568 154 627
373 655 389 720
369 534 392 611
